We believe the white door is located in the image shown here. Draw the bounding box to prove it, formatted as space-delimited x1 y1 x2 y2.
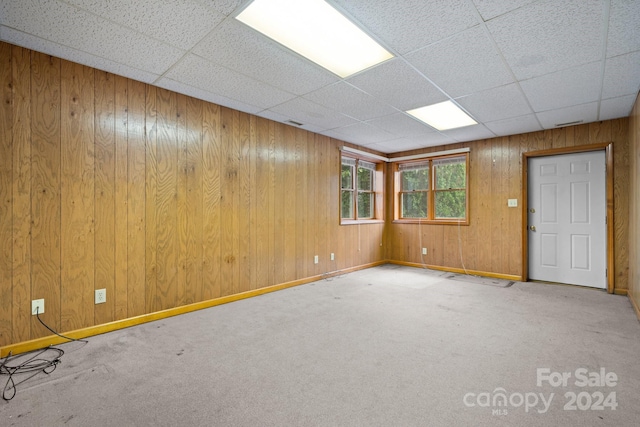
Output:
528 151 606 288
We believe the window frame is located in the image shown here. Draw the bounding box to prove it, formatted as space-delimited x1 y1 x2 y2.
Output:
394 153 469 225
340 154 384 225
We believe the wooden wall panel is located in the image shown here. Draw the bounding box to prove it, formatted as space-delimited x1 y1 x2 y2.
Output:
185 96 203 304
127 80 146 317
11 46 32 345
176 94 188 306
94 70 116 325
30 52 61 337
113 75 128 320
0 42 13 345
60 60 95 332
155 88 178 311
629 94 640 313
202 102 221 300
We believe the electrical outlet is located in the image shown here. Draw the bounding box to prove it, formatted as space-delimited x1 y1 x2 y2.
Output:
95 289 107 304
422 248 427 255
32 299 44 315
314 255 319 264
330 253 335 261
508 199 518 207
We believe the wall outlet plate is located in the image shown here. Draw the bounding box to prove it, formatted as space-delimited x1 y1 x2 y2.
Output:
95 289 107 304
422 248 427 255
314 255 319 264
32 299 44 315
330 253 335 261
508 199 518 207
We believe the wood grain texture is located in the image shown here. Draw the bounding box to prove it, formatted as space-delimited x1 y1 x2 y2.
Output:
155 88 178 311
94 70 116 325
185 96 203 304
0 42 13 346
113 75 128 320
60 59 95 332
30 51 62 337
128 80 146 317
629 94 640 316
11 45 32 344
202 102 221 300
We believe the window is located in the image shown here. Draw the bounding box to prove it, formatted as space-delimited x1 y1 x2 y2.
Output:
396 154 468 223
341 156 382 222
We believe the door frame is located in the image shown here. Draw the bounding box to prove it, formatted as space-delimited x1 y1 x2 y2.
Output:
522 142 614 293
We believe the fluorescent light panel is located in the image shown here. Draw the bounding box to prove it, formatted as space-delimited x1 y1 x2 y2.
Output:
407 101 477 131
236 0 393 78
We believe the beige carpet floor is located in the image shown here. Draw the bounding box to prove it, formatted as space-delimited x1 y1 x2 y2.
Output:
2 264 640 426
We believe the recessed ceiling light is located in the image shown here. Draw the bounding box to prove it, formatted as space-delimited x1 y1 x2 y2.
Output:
407 101 477 131
236 0 394 78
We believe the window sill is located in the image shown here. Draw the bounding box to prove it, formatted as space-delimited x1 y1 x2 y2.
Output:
340 219 385 226
393 219 469 226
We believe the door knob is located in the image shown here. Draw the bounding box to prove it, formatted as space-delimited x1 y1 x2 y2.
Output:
529 225 536 231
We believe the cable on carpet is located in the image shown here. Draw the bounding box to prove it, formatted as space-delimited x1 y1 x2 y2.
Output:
1 308 87 401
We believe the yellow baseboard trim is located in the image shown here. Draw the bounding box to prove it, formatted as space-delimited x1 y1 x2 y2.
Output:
628 290 640 321
613 289 628 296
387 260 523 282
1 261 385 357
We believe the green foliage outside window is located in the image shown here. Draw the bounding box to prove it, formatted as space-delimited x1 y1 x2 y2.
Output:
341 157 376 220
399 156 467 220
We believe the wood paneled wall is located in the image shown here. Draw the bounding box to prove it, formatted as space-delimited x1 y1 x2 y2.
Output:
0 42 385 347
629 93 640 315
386 119 630 290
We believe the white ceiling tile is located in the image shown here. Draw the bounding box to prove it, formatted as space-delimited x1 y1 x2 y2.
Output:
257 110 326 134
332 0 479 54
164 54 296 110
484 114 543 136
366 113 438 137
373 134 457 153
456 83 533 122
602 51 640 99
65 0 225 50
347 58 447 110
536 102 599 129
607 0 640 57
155 77 263 114
367 139 435 153
440 124 496 142
0 0 185 74
197 0 245 16
471 0 539 21
0 26 161 83
303 82 398 121
487 0 604 80
265 97 358 130
520 62 603 112
599 94 638 120
322 122 395 145
192 19 338 96
406 25 514 97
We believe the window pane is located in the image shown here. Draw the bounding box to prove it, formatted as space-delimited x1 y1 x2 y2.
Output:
401 169 429 191
435 190 466 218
341 164 353 189
435 160 465 190
357 192 374 218
401 192 427 218
357 167 373 191
341 190 354 219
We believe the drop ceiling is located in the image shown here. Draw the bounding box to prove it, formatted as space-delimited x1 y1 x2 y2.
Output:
1 0 639 153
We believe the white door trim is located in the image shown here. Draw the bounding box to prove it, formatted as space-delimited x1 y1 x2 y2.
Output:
522 143 614 293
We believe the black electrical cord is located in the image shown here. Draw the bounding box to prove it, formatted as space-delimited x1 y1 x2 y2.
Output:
0 308 88 401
